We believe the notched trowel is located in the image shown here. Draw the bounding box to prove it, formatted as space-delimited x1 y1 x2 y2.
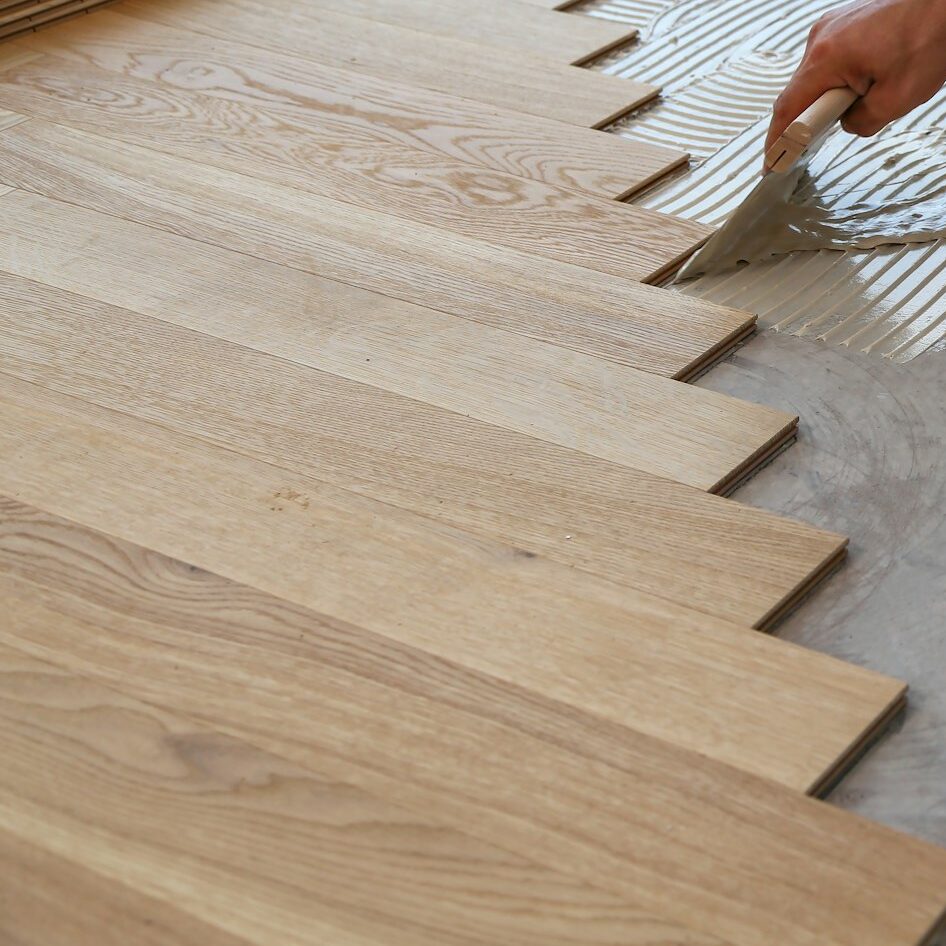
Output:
675 87 859 281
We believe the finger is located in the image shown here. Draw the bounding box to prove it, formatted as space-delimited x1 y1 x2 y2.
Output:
840 83 910 136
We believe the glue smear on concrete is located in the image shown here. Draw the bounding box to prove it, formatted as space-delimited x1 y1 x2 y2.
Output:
575 0 946 363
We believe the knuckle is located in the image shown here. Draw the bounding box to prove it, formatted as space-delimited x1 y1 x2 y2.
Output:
808 33 837 60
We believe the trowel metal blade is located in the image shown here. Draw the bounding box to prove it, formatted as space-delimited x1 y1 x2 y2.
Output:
674 130 839 282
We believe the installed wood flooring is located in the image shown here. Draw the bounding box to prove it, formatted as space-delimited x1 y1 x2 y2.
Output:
0 2 943 944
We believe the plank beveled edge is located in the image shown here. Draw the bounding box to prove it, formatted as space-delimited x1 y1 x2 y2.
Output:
0 0 119 41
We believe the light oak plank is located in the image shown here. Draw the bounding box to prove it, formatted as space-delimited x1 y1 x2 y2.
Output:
0 48 701 285
0 499 879 798
0 646 716 946
0 381 902 793
0 260 839 626
0 236 789 493
0 825 257 946
10 10 680 201
0 187 743 389
0 499 892 798
119 0 655 129
0 109 26 132
0 38 40 71
279 0 636 64
0 121 729 373
0 548 943 946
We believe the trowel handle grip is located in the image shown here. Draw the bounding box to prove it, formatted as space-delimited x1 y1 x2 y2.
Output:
765 87 859 173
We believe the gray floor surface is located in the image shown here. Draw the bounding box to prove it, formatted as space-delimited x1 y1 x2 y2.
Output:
700 329 945 848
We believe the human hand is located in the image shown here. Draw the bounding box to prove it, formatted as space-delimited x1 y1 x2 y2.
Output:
765 0 946 159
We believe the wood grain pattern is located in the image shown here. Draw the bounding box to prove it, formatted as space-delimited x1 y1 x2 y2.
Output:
0 826 257 946
119 0 656 128
10 10 681 201
0 497 880 799
280 0 636 64
0 537 943 946
0 382 899 794
0 243 791 493
0 40 40 72
0 48 698 283
0 646 722 946
0 106 27 132
0 119 718 355
0 261 837 626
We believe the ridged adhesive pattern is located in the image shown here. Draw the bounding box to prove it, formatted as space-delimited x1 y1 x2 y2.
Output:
572 0 946 363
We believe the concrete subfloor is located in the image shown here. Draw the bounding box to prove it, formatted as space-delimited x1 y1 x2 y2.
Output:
699 328 946 849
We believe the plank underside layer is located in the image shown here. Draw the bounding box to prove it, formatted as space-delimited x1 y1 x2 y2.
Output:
0 1 944 944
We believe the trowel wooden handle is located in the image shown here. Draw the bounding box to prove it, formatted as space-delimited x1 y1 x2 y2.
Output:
765 87 859 173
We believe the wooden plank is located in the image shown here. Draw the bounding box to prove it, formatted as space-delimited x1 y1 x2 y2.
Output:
0 826 257 946
10 10 681 202
0 261 838 627
0 500 872 799
0 107 27 132
119 0 655 129
0 0 117 40
0 273 796 489
0 538 943 946
0 38 40 70
0 188 745 388
0 0 72 27
0 48 700 283
279 0 636 64
0 121 728 371
0 382 901 794
0 646 724 946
